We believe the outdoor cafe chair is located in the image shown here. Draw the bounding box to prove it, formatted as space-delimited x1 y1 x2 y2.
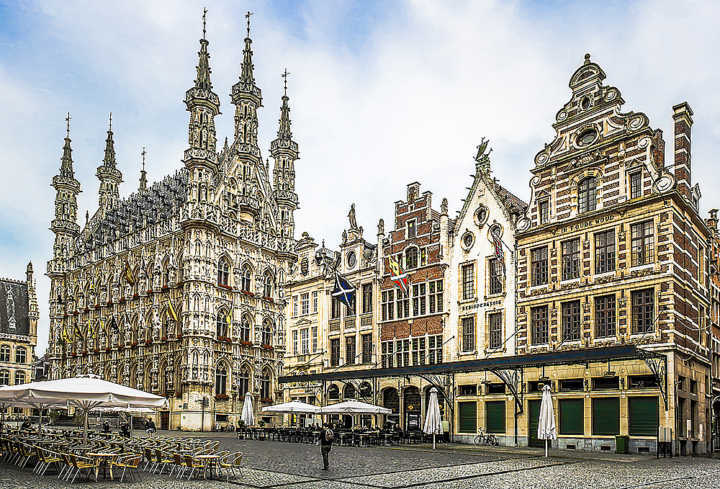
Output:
217 452 243 482
171 453 187 478
153 448 174 474
67 453 99 484
112 453 143 482
183 454 208 480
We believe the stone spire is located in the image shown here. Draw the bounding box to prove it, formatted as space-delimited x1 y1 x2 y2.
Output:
96 113 123 211
231 10 262 148
50 113 81 269
184 8 220 163
139 146 148 191
59 112 74 178
271 70 299 245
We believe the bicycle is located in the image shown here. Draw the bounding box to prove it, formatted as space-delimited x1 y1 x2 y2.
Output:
473 430 499 446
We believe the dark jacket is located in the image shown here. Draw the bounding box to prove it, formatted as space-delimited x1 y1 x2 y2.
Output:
320 428 334 446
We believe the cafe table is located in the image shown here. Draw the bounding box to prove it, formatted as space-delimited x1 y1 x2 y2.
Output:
86 452 118 480
195 454 221 479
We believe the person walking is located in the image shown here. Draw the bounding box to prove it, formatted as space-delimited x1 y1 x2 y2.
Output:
320 423 335 470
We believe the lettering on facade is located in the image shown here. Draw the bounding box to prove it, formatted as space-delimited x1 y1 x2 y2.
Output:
460 299 502 313
558 214 613 234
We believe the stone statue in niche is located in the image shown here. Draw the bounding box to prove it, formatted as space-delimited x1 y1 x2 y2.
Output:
5 284 16 331
377 218 384 235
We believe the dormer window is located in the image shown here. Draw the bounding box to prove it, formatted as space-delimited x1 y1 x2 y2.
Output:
539 199 549 224
405 247 419 270
578 177 597 213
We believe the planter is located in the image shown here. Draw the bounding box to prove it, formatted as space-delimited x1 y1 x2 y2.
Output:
261 344 273 351
215 394 230 401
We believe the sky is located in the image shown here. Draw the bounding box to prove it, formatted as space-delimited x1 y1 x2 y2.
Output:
1 0 720 356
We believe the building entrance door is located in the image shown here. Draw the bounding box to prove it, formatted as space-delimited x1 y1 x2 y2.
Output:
528 399 543 447
160 411 169 430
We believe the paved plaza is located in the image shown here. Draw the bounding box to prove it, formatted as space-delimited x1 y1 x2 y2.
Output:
3 433 720 488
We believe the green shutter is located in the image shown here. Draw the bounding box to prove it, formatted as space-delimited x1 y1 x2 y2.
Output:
592 397 620 435
486 401 506 433
458 401 477 434
559 398 584 435
528 400 543 447
629 396 658 436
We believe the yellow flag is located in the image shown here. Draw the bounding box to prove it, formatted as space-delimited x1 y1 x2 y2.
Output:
226 309 232 326
124 260 135 285
168 300 178 321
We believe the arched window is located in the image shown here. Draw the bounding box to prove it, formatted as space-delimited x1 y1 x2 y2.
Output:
241 265 252 292
0 370 9 385
262 319 273 346
217 258 229 287
263 271 273 298
0 345 9 362
15 371 26 385
215 365 228 396
343 383 356 399
405 247 419 270
240 316 252 342
578 177 597 213
328 384 339 400
216 311 228 339
260 368 271 400
238 366 250 396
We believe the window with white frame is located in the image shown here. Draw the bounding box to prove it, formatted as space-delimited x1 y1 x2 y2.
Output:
292 295 299 317
429 279 443 313
301 328 309 354
382 290 395 321
395 290 410 319
462 263 475 300
395 339 410 367
292 330 298 355
312 291 318 313
301 293 309 315
428 335 443 364
412 283 426 316
311 326 318 352
462 316 475 352
381 340 394 368
412 336 426 366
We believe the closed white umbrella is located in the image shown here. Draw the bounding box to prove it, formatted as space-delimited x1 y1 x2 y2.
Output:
423 387 443 449
537 384 556 457
0 374 167 442
241 392 255 426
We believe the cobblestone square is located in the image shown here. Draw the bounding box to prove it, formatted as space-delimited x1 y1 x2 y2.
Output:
3 435 720 489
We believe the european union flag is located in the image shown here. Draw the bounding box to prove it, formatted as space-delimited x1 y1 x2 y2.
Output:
332 272 356 308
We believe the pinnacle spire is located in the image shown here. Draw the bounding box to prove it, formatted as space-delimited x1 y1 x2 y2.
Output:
102 112 117 168
139 146 148 191
195 9 213 91
277 69 293 141
59 112 74 178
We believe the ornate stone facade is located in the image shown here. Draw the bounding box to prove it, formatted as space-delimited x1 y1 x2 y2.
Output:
45 15 298 431
0 263 38 416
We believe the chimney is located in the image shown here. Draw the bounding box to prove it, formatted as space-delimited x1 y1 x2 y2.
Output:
672 102 694 201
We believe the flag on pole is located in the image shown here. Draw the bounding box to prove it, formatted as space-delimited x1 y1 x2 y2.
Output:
332 272 356 308
388 255 409 295
168 300 179 321
62 324 71 343
124 260 135 285
491 226 504 260
226 308 232 326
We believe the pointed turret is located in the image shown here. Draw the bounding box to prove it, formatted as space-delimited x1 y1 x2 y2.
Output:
96 113 123 211
271 69 300 245
230 11 262 151
49 113 81 273
139 146 148 191
183 8 220 172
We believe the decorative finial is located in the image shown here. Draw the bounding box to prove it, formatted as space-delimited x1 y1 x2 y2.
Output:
245 11 253 38
65 112 71 137
202 7 207 40
281 68 290 96
108 112 112 132
584 53 591 65
141 146 146 171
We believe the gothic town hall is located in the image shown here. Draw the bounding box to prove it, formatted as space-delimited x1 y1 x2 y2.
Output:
46 17 298 430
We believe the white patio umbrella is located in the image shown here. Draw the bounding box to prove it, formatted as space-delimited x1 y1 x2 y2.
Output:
240 392 255 426
319 400 392 415
537 384 557 457
0 374 167 442
423 387 443 450
261 400 320 414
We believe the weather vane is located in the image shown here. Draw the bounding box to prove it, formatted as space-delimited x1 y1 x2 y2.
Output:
281 68 290 96
245 11 253 38
202 7 207 39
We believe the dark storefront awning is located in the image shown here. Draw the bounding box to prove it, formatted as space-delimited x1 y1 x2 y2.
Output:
279 345 656 384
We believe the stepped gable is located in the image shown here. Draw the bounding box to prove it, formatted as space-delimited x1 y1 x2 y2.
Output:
85 169 188 248
0 277 30 336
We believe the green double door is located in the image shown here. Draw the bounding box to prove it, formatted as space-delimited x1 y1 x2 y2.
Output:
528 399 543 447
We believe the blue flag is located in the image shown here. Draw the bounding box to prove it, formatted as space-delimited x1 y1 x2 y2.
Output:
332 272 356 308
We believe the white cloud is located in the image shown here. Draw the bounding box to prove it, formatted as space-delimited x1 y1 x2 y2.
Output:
2 0 719 355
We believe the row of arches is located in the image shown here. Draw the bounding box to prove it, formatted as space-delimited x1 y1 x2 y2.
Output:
216 257 273 296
